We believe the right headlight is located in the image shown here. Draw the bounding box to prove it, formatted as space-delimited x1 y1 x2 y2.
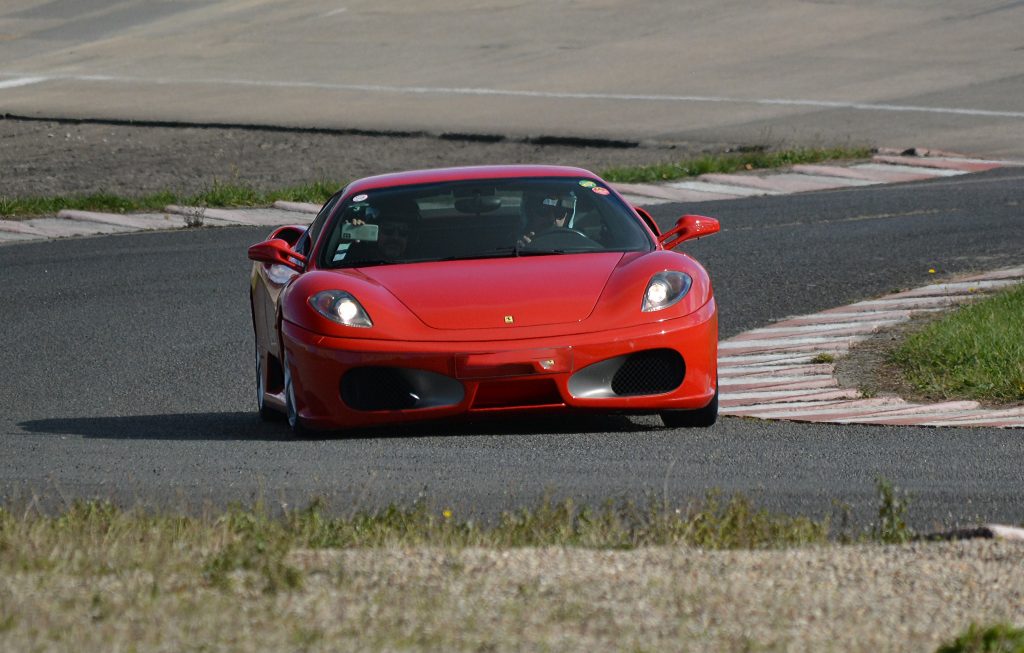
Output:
309 290 373 328
642 271 692 312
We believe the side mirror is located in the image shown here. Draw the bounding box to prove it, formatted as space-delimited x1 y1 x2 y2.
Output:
248 238 307 272
658 215 720 250
634 206 660 236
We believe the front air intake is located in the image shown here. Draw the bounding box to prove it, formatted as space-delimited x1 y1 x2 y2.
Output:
611 349 685 396
568 349 685 399
341 367 464 411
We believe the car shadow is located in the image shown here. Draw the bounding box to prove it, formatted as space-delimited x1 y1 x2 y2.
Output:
19 412 294 441
19 411 662 442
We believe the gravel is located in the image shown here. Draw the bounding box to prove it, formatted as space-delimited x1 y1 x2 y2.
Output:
4 541 1022 652
282 542 1024 652
0 117 723 199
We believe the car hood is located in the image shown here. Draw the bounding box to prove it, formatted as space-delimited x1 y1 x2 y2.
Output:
358 253 625 330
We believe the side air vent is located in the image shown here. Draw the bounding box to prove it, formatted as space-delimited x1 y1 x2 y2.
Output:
611 349 685 396
341 367 464 411
568 349 685 399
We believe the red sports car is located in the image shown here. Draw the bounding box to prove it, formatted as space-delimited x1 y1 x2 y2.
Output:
248 165 719 435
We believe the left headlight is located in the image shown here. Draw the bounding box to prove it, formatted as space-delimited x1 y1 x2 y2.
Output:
642 271 692 312
309 290 373 328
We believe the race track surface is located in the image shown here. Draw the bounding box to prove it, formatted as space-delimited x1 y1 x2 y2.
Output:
2 1 1023 156
2 168 1022 529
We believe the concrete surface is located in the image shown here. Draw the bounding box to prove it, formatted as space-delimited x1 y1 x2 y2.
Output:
1 0 1022 156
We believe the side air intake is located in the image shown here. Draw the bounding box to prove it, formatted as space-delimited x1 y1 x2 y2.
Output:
568 349 685 399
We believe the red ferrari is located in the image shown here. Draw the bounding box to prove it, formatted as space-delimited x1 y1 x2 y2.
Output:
248 165 719 434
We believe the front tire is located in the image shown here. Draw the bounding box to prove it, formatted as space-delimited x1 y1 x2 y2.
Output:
283 353 313 437
255 346 282 421
660 388 718 428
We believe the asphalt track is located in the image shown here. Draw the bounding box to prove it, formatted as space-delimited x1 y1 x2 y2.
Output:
2 169 1022 529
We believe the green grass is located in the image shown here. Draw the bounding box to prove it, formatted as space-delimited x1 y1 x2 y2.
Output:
598 146 873 184
936 624 1024 653
890 284 1024 403
0 180 339 218
0 146 873 218
0 492 830 577
0 493 832 602
0 480 921 588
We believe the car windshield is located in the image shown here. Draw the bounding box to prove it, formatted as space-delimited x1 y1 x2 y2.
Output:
318 177 653 268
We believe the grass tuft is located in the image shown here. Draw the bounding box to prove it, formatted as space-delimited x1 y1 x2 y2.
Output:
890 284 1024 403
872 477 912 544
203 504 303 593
936 623 1024 653
0 180 340 218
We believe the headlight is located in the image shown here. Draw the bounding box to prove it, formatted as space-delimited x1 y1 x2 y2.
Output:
642 271 692 312
309 290 373 328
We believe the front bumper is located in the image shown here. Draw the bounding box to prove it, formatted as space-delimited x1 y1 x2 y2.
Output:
281 299 717 429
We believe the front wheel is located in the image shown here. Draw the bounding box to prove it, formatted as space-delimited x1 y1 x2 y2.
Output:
283 353 314 437
660 388 718 428
255 346 282 421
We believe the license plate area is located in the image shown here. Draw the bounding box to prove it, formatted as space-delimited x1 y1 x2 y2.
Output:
455 348 572 379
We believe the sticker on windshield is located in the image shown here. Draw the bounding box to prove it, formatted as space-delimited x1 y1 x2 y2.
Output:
578 180 596 188
352 194 368 202
592 186 610 195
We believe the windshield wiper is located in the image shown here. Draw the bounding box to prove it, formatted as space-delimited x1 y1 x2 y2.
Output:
436 246 522 262
343 259 394 268
518 248 596 256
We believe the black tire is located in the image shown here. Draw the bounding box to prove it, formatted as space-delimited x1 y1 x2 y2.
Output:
660 388 718 428
283 354 314 437
255 346 283 421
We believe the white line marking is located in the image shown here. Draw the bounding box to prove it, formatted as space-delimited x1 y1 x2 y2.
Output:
720 388 861 402
2 72 1023 119
0 76 47 90
855 163 966 177
719 335 864 349
667 181 779 197
737 319 904 336
719 353 821 365
720 375 835 387
719 364 832 376
321 7 347 17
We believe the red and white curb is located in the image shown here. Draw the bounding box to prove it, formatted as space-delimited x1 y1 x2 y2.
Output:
0 202 320 243
719 267 1024 428
613 148 1024 206
2 150 1022 244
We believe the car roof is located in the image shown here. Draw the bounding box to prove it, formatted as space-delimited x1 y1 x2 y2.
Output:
343 165 600 195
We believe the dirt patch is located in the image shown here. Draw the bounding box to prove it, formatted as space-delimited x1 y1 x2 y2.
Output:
834 314 936 402
0 117 735 199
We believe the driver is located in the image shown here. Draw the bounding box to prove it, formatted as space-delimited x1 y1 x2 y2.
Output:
518 192 576 247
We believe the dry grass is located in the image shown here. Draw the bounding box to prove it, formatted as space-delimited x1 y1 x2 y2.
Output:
0 494 1018 652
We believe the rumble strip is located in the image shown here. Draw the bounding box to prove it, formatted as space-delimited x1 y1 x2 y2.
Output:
718 267 1024 428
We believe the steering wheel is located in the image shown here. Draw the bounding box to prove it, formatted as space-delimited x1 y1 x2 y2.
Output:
523 227 600 249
